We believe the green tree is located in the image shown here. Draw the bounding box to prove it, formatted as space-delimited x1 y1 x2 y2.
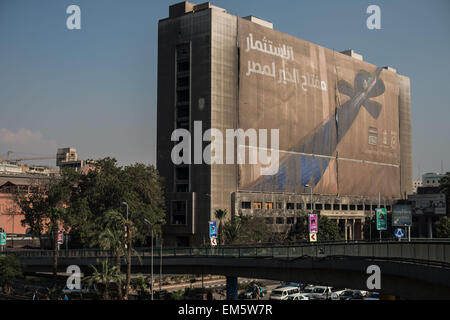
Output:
84 259 122 300
131 274 148 299
223 213 271 245
214 209 227 245
0 254 23 295
15 170 73 283
317 214 341 241
436 216 450 238
287 211 341 242
65 158 165 299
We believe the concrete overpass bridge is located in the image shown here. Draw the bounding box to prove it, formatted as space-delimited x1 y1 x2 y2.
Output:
9 241 450 299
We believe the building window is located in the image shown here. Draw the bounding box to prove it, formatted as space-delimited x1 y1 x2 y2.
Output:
264 202 273 209
386 205 391 211
265 218 274 224
296 203 303 210
371 205 378 211
316 203 323 210
276 202 284 209
241 201 251 209
341 204 348 211
171 201 187 225
349 204 356 211
286 203 295 210
253 202 262 210
306 203 312 210
357 204 364 211
365 204 371 211
276 217 284 224
286 217 295 224
175 166 189 181
333 204 340 210
324 204 331 210
176 184 188 192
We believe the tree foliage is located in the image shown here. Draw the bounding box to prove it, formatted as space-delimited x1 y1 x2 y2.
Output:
214 209 227 245
436 216 450 238
223 213 271 245
84 259 122 300
0 254 23 294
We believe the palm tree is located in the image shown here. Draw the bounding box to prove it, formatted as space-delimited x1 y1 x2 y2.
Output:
131 274 148 299
95 210 143 300
214 209 228 245
84 259 122 300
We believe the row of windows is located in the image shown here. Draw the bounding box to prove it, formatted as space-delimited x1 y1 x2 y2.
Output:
174 43 191 193
241 201 391 211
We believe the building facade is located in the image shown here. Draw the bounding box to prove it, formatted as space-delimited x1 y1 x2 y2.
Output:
157 2 413 246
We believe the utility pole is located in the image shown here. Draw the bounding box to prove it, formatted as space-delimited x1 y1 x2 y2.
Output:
122 202 131 300
378 192 381 242
160 237 163 293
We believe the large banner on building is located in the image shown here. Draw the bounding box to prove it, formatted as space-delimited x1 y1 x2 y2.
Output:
236 19 401 198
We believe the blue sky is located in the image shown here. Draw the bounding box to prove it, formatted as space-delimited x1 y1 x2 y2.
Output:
0 0 449 178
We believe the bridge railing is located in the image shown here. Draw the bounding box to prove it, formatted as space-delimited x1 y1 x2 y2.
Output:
8 241 450 265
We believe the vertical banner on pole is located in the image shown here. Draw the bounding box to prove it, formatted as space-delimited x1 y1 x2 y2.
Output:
209 221 217 246
309 214 318 242
309 214 318 233
376 209 387 230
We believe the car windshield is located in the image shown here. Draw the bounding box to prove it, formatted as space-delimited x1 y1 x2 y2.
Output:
302 288 312 293
342 291 354 296
312 288 325 293
271 290 283 296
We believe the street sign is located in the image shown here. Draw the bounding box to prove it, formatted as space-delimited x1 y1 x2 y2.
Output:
210 237 217 246
209 221 217 239
309 214 318 233
309 232 317 242
392 205 412 226
57 230 64 245
376 208 387 231
394 228 405 239
0 232 6 246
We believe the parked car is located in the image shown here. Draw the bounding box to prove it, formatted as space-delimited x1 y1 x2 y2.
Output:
279 282 304 289
310 286 334 300
330 288 351 300
338 289 364 300
300 285 314 294
269 286 301 300
364 291 380 300
286 293 310 300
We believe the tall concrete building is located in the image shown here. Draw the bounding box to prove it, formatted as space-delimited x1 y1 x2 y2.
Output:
157 2 413 247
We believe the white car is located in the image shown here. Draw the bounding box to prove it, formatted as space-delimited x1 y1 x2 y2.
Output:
269 286 301 300
286 293 310 300
310 286 334 300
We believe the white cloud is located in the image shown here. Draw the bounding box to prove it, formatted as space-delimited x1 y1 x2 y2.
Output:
0 128 58 155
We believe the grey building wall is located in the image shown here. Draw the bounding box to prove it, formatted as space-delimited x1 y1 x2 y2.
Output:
157 8 212 246
157 2 413 246
398 74 413 196
210 10 238 225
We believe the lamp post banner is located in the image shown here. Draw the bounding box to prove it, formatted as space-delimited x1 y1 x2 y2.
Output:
309 214 318 233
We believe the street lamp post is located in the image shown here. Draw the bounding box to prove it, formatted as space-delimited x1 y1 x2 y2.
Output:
144 218 164 301
122 201 131 299
304 184 313 214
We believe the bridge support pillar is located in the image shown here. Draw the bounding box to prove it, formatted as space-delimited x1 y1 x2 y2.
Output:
226 276 238 300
